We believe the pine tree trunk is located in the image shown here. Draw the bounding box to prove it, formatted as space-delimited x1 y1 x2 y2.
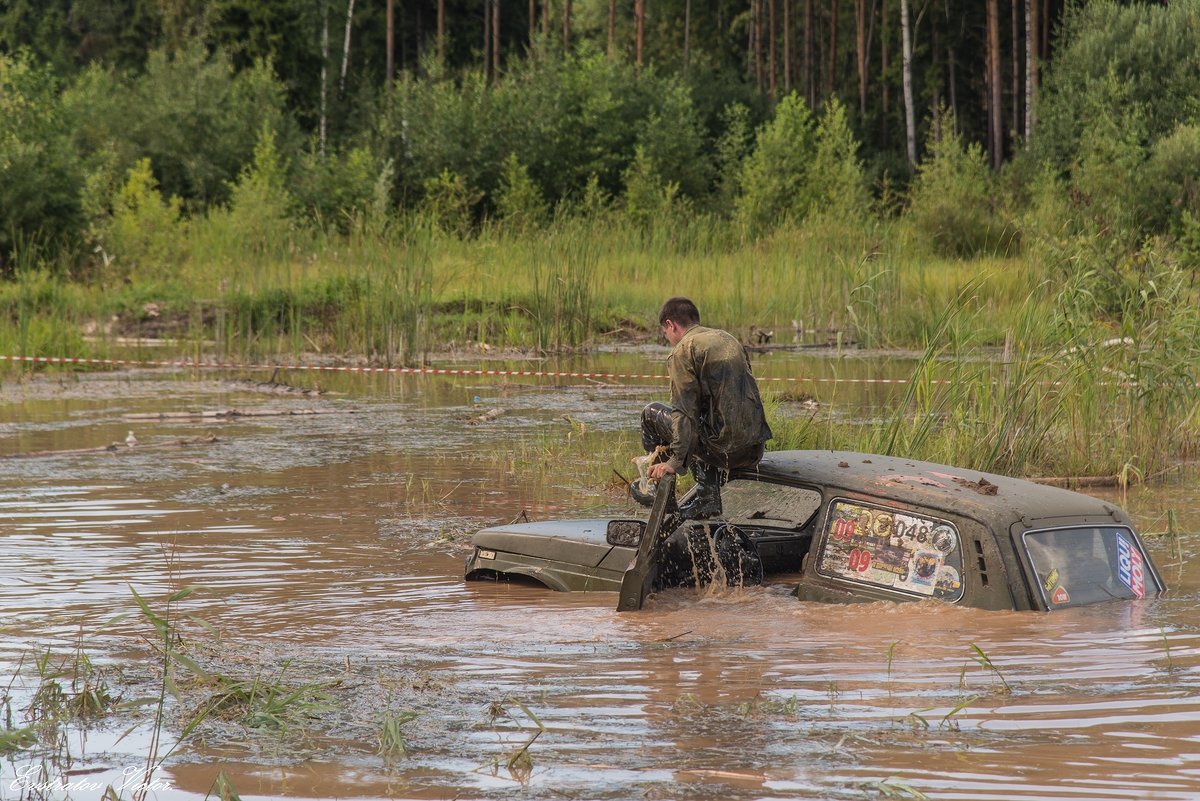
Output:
563 0 571 50
783 0 791 90
881 0 888 120
900 0 915 167
386 0 394 88
1025 0 1037 142
484 0 492 82
769 0 777 94
493 0 501 76
542 0 549 38
636 0 645 65
827 0 837 99
753 0 763 91
987 0 1002 168
804 0 814 106
855 0 866 116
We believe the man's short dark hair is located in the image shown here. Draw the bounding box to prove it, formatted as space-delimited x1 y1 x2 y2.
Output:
659 297 700 327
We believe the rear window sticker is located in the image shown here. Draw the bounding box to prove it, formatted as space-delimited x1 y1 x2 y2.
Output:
818 500 964 602
1116 533 1146 599
1044 567 1060 593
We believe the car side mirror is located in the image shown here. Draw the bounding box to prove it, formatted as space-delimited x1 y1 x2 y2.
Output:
607 519 646 547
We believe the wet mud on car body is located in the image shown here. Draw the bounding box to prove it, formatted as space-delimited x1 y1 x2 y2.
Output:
465 451 1166 611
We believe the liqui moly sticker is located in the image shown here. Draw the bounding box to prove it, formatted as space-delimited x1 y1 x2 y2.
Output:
1116 534 1146 599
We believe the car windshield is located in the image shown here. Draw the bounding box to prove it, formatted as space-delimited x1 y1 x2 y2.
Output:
721 480 821 530
1023 526 1159 608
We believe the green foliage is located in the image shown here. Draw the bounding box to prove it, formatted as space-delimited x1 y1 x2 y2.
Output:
807 98 870 222
713 102 754 209
379 51 712 218
633 81 712 200
0 53 84 270
494 153 549 231
734 93 817 232
622 146 682 228
421 169 483 236
1032 0 1200 247
907 117 1010 258
60 41 289 210
1136 124 1200 240
1035 0 1200 177
101 158 187 281
294 145 393 229
232 123 294 224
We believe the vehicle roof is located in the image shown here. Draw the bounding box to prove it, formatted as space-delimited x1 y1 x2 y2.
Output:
738 450 1122 526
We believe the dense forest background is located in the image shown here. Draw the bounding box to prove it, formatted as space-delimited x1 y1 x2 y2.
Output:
3 0 1198 267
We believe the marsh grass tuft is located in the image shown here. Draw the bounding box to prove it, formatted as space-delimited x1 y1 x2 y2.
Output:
968 643 1013 695
481 700 545 783
861 775 930 800
209 769 245 801
378 709 419 757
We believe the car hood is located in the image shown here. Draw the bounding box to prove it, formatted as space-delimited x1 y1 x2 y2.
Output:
472 519 622 568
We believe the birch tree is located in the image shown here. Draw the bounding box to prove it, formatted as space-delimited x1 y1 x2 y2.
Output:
900 0 915 167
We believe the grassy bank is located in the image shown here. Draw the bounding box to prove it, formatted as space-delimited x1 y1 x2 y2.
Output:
3 214 1197 480
1 215 1046 363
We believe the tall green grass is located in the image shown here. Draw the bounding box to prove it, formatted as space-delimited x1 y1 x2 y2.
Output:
767 258 1200 477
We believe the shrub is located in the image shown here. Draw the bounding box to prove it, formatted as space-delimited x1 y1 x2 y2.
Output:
101 158 187 281
224 123 296 254
60 41 290 211
494 153 549 231
622 146 682 228
1136 124 1200 240
293 145 391 229
713 102 754 211
1034 0 1200 178
421 169 482 236
906 115 1011 258
805 97 870 222
734 92 817 232
0 54 84 271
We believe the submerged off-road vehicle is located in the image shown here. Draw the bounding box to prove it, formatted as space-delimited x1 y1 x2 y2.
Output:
464 450 1165 612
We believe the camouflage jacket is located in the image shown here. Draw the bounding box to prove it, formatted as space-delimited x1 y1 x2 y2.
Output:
665 325 773 472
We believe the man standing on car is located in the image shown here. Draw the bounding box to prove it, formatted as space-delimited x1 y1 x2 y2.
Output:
632 296 773 519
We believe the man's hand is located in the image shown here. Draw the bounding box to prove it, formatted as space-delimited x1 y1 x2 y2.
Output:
648 462 676 481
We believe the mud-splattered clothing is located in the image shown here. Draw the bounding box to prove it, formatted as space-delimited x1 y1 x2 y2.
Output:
651 325 772 474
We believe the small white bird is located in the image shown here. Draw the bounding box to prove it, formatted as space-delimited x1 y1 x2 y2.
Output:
125 430 138 447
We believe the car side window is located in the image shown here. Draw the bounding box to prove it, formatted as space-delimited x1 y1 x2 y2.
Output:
721 480 822 531
816 499 965 602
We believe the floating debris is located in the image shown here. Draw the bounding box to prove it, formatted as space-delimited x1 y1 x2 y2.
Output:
4 433 219 459
225 378 324 397
467 408 504 425
124 408 354 421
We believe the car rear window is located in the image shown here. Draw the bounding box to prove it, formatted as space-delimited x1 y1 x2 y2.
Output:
721 480 822 530
815 499 965 602
1022 526 1159 608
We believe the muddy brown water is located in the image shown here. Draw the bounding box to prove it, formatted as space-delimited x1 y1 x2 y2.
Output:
1 351 1199 801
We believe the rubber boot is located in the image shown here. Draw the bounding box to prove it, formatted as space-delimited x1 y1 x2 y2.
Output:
629 479 656 507
677 462 722 520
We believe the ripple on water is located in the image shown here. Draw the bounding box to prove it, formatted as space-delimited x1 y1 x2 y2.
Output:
2 370 1200 800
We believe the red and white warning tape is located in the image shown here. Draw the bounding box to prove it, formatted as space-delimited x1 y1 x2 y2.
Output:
0 353 931 385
